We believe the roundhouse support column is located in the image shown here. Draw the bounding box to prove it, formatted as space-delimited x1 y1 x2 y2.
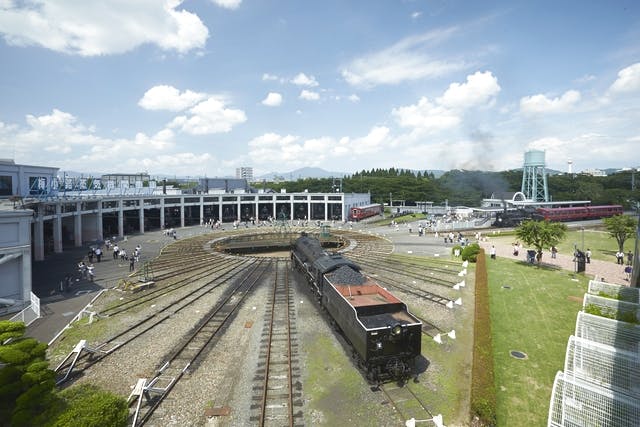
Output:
180 197 185 228
33 211 45 261
21 245 32 301
307 200 310 221
289 199 294 221
53 203 62 253
255 200 259 222
97 202 103 241
237 199 241 222
218 203 222 223
117 199 124 238
325 201 328 221
74 201 82 247
199 197 204 225
160 198 165 229
139 198 145 233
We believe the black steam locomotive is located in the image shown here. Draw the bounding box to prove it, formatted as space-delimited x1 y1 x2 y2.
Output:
291 235 422 383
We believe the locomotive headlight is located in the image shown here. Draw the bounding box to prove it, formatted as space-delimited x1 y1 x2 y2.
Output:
376 341 383 350
391 324 402 336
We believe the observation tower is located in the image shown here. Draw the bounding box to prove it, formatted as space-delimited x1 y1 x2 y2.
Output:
521 150 549 202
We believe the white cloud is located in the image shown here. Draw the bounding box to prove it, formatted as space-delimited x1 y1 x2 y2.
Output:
341 27 466 87
247 126 390 169
437 71 500 109
209 0 241 10
609 63 640 93
248 133 305 165
520 90 581 114
299 90 320 101
131 151 213 175
347 94 360 102
262 73 280 81
261 92 283 107
138 85 207 111
391 71 500 134
168 97 247 135
345 126 391 155
411 12 422 20
392 97 460 132
0 0 209 56
291 73 319 87
0 109 188 172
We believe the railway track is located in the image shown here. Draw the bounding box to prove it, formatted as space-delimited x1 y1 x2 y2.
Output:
100 257 247 317
55 258 262 384
380 382 439 426
251 260 303 426
133 259 274 426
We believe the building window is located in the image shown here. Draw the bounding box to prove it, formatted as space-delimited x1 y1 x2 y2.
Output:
0 175 12 196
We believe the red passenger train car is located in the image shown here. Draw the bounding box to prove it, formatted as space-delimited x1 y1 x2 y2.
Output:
350 203 384 221
535 205 623 222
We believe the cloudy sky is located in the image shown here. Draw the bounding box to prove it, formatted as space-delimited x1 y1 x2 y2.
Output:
1 0 639 177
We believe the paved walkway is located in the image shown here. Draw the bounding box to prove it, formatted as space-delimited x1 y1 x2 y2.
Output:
479 240 630 286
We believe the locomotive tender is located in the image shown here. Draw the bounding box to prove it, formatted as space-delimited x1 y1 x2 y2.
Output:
291 234 422 382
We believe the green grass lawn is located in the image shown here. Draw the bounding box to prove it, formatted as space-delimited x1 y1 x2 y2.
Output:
557 228 636 262
486 257 589 427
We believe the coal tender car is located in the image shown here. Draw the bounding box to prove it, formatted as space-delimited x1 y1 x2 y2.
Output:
291 235 422 382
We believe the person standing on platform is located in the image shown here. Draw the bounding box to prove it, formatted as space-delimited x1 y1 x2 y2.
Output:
95 247 102 262
585 249 591 264
129 256 135 272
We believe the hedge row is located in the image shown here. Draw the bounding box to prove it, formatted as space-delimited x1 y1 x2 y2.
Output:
470 249 497 425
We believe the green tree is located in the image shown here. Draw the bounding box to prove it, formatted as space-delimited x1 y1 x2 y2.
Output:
515 220 568 263
0 320 58 426
602 214 638 252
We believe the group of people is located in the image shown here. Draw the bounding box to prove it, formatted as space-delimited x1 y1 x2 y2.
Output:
77 261 95 282
163 228 178 239
615 250 633 265
74 241 143 287
87 246 103 263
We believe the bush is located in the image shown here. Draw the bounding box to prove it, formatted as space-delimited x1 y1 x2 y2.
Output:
49 384 128 427
461 243 481 262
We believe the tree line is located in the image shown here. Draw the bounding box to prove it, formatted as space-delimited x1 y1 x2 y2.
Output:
263 168 640 208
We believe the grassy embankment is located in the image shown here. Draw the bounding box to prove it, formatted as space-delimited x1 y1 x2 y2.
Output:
485 255 588 426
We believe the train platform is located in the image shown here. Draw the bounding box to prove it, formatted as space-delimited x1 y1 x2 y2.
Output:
26 225 218 344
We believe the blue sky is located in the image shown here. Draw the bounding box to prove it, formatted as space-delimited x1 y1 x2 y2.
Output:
1 0 639 178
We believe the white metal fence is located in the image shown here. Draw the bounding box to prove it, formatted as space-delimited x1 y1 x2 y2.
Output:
9 292 41 326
